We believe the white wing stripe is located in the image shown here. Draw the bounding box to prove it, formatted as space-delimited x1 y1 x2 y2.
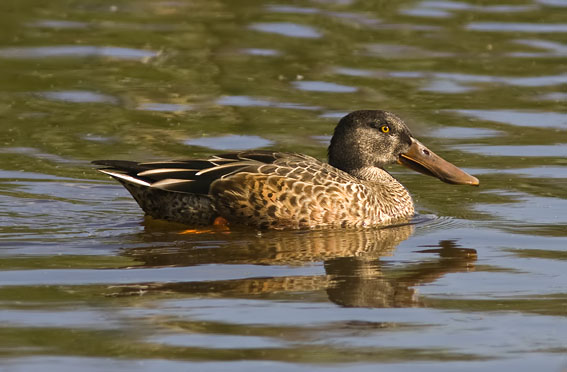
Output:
98 170 151 187
138 168 197 176
152 179 194 188
195 161 254 176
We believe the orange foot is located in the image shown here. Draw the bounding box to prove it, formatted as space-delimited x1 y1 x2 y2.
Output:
179 217 230 235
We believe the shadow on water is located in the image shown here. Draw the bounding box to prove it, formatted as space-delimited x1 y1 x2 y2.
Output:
114 220 476 309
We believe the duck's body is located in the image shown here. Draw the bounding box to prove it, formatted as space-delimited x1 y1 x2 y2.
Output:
94 110 478 229
95 151 414 229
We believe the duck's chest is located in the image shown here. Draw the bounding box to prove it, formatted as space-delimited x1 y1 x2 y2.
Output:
348 183 414 227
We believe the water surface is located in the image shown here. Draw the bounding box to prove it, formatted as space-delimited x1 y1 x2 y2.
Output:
0 0 566 370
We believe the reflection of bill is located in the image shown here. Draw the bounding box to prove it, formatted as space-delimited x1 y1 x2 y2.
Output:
327 240 477 308
116 225 476 309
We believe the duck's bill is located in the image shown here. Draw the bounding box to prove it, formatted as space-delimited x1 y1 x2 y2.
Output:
398 139 479 186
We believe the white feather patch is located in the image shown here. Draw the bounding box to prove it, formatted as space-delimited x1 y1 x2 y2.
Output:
137 168 196 176
151 179 194 188
98 170 151 187
195 161 252 176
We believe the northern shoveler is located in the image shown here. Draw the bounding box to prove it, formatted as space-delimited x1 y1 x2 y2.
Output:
93 110 478 229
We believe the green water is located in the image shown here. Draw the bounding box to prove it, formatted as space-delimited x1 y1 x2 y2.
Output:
1 0 566 370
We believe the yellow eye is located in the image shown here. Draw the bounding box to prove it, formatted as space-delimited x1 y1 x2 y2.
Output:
380 125 390 133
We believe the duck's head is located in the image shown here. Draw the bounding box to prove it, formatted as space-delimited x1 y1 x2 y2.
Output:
328 110 479 186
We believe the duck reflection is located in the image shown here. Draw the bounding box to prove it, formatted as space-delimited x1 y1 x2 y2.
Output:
115 220 476 308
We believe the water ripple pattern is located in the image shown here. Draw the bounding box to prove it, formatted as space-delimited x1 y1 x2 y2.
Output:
0 0 566 371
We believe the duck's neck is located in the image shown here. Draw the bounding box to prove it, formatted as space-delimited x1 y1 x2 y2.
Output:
350 166 415 221
350 166 395 183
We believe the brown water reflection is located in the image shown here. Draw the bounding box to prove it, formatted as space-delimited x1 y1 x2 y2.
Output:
116 224 476 309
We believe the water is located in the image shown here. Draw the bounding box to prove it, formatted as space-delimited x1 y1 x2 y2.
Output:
0 0 566 370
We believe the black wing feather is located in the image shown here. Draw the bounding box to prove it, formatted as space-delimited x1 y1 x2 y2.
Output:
92 151 292 195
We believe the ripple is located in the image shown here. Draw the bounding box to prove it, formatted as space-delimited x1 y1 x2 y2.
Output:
0 170 77 181
0 147 77 164
151 298 435 326
335 67 567 91
447 109 567 130
184 135 273 150
415 1 471 10
413 70 562 87
421 80 474 93
292 81 357 93
249 22 322 38
37 90 118 104
431 127 504 139
0 309 117 328
400 7 452 18
266 5 380 27
474 166 567 179
425 73 567 91
319 111 348 119
516 39 567 51
149 333 284 349
510 39 567 57
266 5 320 14
407 1 535 14
412 215 471 233
538 0 567 6
325 11 381 27
475 5 535 12
466 22 567 33
456 144 567 157
82 134 116 143
364 43 453 58
216 95 321 110
311 135 332 145
474 192 567 225
375 23 441 31
496 73 567 87
427 71 565 87
537 92 567 101
97 22 184 32
313 0 355 4
0 264 320 287
333 67 374 77
0 46 158 60
240 48 281 56
27 19 89 29
137 103 194 112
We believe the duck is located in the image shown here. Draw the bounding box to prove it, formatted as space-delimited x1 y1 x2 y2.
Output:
93 110 479 229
